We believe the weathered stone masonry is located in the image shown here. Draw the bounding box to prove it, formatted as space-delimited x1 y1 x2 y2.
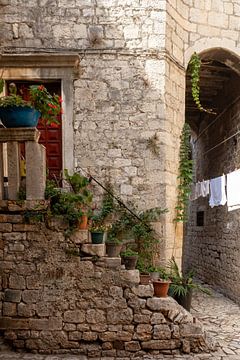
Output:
0 201 212 355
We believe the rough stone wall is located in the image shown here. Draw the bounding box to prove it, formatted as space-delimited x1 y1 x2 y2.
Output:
184 77 240 305
0 201 213 355
0 0 240 267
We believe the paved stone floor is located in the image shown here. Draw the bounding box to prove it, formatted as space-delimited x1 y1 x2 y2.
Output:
0 287 240 359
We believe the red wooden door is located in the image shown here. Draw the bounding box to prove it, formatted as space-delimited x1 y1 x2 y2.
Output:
6 81 62 180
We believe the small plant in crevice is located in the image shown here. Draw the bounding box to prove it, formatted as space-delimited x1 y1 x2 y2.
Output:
175 123 193 222
188 52 216 115
146 133 160 156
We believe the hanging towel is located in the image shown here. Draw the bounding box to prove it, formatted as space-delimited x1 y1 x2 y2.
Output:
227 170 240 211
190 182 201 201
209 175 226 208
199 180 210 197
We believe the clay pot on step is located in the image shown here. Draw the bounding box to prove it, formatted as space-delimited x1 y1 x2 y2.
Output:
152 280 171 297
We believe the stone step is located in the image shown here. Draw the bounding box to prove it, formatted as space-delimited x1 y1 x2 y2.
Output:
81 244 106 257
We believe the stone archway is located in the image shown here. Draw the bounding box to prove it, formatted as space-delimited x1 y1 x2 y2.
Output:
183 48 240 304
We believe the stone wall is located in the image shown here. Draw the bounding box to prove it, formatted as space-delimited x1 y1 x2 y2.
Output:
184 76 240 305
0 0 240 267
0 200 213 355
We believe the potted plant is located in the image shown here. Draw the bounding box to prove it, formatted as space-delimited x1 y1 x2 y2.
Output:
136 258 151 284
105 236 122 257
90 224 107 244
169 257 211 311
64 169 93 230
0 81 61 128
151 267 171 298
121 247 138 270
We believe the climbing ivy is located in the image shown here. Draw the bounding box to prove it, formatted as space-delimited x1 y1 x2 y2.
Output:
189 52 216 114
175 123 193 222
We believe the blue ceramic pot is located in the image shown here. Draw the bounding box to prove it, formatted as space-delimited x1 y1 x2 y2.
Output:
0 106 41 128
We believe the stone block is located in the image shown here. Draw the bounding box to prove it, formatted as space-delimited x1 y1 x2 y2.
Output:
81 244 106 257
99 331 118 342
64 310 85 323
151 312 167 324
82 331 98 341
134 324 152 341
125 341 141 352
9 275 26 290
179 323 203 338
68 331 82 341
86 309 106 324
141 339 181 350
107 308 133 325
0 128 40 142
4 289 21 303
22 290 40 304
132 284 154 298
70 230 89 244
3 302 17 316
120 270 140 284
153 324 171 339
133 313 151 323
96 257 122 269
13 224 37 232
0 223 12 232
146 296 178 312
18 303 35 317
0 317 29 330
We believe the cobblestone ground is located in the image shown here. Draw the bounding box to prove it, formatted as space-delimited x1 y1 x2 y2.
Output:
0 287 240 360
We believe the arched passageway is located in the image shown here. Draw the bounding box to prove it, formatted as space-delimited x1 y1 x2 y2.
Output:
183 48 240 304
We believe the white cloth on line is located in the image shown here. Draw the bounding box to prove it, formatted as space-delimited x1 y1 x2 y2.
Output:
227 169 240 212
199 180 209 197
209 175 226 208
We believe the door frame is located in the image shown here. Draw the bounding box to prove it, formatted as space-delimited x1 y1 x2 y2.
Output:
0 53 79 174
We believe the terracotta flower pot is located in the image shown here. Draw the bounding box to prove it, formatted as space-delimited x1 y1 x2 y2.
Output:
78 214 88 230
152 280 170 297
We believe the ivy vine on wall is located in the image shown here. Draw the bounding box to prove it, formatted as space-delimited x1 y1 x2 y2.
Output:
175 123 193 222
189 52 216 115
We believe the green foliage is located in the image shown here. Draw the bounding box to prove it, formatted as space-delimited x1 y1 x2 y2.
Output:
121 247 138 257
45 171 92 229
24 210 45 224
169 257 211 297
175 123 193 222
189 52 216 115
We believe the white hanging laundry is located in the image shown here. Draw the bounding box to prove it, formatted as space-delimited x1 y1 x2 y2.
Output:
199 180 209 197
190 182 201 201
227 169 240 212
209 175 227 208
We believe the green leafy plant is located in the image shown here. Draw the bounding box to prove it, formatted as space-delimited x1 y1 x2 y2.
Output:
175 123 193 222
121 247 138 257
0 82 61 125
188 52 216 115
169 257 211 297
45 171 92 230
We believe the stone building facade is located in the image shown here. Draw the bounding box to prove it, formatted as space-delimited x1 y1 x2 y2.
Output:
0 0 239 270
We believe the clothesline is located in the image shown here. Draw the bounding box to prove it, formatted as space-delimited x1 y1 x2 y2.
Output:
204 128 240 155
191 169 240 212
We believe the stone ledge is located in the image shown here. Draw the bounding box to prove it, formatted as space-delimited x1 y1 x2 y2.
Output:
0 200 49 212
0 128 40 142
81 244 106 257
